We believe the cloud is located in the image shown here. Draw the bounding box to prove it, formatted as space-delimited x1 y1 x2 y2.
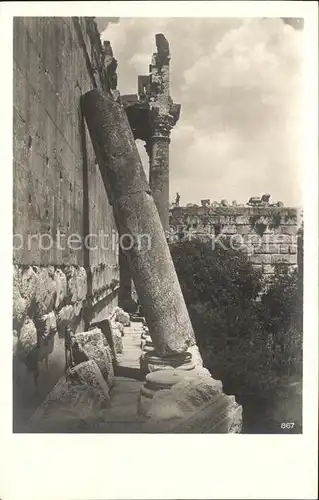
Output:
101 18 304 206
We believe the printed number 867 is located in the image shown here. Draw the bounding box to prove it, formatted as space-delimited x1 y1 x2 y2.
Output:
281 422 295 429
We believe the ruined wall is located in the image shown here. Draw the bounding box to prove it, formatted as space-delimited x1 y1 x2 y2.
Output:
13 17 119 428
169 206 302 277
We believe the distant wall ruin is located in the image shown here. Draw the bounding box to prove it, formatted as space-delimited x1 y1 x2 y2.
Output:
169 205 302 277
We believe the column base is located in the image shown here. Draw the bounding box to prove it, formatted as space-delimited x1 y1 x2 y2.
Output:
139 349 195 376
138 369 196 416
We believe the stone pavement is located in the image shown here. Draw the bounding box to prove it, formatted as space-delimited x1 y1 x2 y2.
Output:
97 319 147 432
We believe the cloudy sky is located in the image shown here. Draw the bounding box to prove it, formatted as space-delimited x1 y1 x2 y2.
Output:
99 18 304 207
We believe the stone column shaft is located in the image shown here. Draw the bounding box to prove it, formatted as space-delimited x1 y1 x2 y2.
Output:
81 90 195 356
149 134 170 234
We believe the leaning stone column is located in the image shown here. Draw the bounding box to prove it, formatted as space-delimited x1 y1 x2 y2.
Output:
118 246 134 312
81 89 195 356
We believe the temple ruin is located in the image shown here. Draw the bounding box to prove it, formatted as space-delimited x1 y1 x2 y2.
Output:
13 17 301 433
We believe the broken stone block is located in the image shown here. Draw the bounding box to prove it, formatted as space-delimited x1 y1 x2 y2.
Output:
56 304 76 333
26 360 110 433
18 317 37 356
66 266 87 304
108 320 124 354
89 319 117 363
13 330 19 355
13 287 27 330
40 311 58 338
143 372 242 433
114 335 123 354
72 328 115 388
19 266 38 307
73 300 83 317
17 317 39 376
34 267 56 315
114 307 130 326
54 268 67 309
34 311 58 361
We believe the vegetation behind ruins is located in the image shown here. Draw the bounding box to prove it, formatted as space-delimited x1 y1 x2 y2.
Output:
170 238 303 433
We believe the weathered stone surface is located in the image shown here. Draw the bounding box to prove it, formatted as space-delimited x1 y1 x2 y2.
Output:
113 333 123 354
26 360 110 433
114 306 130 326
13 287 27 329
271 253 295 264
108 320 124 354
147 373 223 419
144 350 195 374
81 89 197 357
262 264 275 275
138 369 190 416
13 330 19 355
73 328 115 388
19 266 38 305
65 266 87 304
56 304 76 332
34 311 58 361
18 317 37 354
54 268 67 308
143 374 242 433
40 311 58 338
34 267 56 315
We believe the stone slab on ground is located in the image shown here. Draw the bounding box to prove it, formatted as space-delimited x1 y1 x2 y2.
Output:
142 373 242 433
26 360 110 433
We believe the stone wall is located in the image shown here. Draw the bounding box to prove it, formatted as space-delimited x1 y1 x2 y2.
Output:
169 206 302 277
13 17 119 428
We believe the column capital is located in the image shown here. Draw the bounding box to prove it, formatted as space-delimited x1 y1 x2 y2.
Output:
150 118 173 141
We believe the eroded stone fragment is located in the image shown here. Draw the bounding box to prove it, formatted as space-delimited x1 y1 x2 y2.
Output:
142 373 242 433
72 328 115 388
54 268 67 309
26 360 110 433
34 267 56 315
114 306 130 326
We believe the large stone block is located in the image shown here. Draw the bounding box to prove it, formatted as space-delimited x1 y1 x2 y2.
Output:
34 266 56 315
18 317 37 357
253 244 280 254
271 254 296 264
73 328 115 388
233 225 251 236
289 244 298 254
272 234 292 245
56 304 76 332
13 288 28 330
19 266 38 306
65 265 88 304
253 254 271 264
113 306 130 326
280 245 289 254
26 360 110 433
279 225 299 235
235 215 250 225
262 264 275 275
250 254 270 265
142 372 242 433
54 268 68 308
